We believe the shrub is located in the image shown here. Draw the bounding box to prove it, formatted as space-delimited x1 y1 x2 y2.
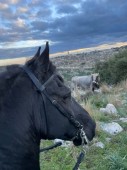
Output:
94 49 127 84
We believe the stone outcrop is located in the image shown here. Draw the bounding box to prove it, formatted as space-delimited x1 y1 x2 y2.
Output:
93 142 105 149
100 104 118 116
99 122 123 135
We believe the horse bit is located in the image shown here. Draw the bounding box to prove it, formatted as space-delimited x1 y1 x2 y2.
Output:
21 65 89 170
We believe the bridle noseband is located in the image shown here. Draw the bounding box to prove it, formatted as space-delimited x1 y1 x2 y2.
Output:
21 65 88 145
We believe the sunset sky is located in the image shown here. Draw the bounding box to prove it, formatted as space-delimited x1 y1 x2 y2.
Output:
0 0 127 59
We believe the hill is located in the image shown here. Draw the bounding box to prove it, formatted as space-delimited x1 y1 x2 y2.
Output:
0 45 127 67
0 44 127 170
51 45 127 83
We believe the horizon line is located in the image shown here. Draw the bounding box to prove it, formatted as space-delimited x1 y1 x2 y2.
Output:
0 41 127 66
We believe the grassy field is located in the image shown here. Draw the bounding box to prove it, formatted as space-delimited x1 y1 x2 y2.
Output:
1 52 126 170
40 81 127 170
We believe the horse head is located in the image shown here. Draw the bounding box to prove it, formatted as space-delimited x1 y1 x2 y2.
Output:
25 42 96 146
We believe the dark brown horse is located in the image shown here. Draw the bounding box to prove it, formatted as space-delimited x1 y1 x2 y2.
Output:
0 42 96 170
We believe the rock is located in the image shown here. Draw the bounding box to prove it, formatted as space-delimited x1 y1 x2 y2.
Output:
106 104 118 115
54 139 72 147
93 142 105 149
54 139 64 145
119 117 127 123
99 122 123 135
100 103 118 116
94 89 102 93
105 138 111 142
100 108 107 113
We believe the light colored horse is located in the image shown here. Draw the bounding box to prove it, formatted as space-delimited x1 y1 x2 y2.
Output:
71 73 100 91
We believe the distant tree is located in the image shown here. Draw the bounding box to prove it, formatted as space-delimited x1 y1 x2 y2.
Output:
94 49 127 84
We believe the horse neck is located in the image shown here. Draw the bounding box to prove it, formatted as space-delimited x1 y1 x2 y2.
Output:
0 79 42 165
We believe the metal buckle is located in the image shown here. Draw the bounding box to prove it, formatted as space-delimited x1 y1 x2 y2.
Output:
75 120 82 128
80 128 89 145
52 100 57 105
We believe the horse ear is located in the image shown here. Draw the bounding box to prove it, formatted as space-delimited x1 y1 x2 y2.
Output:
39 42 49 71
26 46 41 66
32 47 41 60
34 46 41 58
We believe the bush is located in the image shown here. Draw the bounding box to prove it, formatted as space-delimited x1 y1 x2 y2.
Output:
95 49 127 84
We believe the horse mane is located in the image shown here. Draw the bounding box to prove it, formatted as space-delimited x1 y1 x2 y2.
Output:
0 65 21 107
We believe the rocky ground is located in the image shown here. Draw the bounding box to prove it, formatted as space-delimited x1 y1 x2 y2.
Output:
51 45 127 69
40 82 127 170
51 45 127 83
40 46 127 170
1 45 127 76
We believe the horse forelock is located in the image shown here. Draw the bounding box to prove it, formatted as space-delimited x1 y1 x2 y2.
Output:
26 56 56 83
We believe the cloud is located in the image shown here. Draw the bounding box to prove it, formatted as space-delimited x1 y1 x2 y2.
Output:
14 18 26 28
0 2 8 10
17 7 29 13
0 0 127 59
6 0 20 4
0 39 57 49
56 5 77 14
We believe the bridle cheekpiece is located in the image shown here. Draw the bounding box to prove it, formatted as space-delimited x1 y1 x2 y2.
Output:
21 65 89 145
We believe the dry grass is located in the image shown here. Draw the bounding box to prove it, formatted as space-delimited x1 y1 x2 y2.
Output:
114 79 127 92
100 83 111 93
72 87 93 102
106 94 122 107
82 100 101 120
105 80 127 107
100 81 127 107
79 80 127 124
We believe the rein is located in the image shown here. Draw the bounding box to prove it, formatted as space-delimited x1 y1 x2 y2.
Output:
21 65 88 170
40 141 85 170
40 141 62 152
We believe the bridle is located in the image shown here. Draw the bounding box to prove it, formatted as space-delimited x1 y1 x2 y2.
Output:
92 80 99 87
21 65 89 170
21 65 88 145
92 80 100 92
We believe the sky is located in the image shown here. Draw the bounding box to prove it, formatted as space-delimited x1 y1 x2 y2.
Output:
0 0 127 59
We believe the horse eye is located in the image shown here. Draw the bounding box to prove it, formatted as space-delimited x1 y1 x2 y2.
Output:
56 78 63 87
57 81 62 87
63 92 71 100
57 74 64 83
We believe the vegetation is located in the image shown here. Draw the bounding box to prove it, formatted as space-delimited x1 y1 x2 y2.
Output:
40 81 127 170
58 68 93 82
94 49 127 84
40 50 127 169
